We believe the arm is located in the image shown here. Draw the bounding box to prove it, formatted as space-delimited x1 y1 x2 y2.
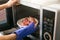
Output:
0 3 8 10
0 34 16 40
0 0 17 10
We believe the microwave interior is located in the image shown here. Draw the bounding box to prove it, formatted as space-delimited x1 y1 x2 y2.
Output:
12 4 40 40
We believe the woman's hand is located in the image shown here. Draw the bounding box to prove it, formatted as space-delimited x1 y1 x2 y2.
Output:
6 0 18 7
0 0 18 10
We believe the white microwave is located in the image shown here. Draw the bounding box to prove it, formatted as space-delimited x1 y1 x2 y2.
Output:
40 4 60 40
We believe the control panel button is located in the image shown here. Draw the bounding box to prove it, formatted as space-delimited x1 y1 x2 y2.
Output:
44 32 51 40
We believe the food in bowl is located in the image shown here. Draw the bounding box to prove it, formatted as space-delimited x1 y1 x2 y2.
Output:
20 17 30 26
17 16 38 28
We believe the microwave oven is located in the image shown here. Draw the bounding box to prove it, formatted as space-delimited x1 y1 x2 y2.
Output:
12 4 40 40
40 4 60 40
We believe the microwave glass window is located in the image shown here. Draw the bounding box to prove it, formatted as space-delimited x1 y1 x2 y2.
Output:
0 9 7 24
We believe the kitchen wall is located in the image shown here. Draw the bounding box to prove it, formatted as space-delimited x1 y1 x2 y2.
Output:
21 0 60 5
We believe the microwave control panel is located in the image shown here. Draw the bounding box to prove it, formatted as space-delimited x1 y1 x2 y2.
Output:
42 9 55 40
